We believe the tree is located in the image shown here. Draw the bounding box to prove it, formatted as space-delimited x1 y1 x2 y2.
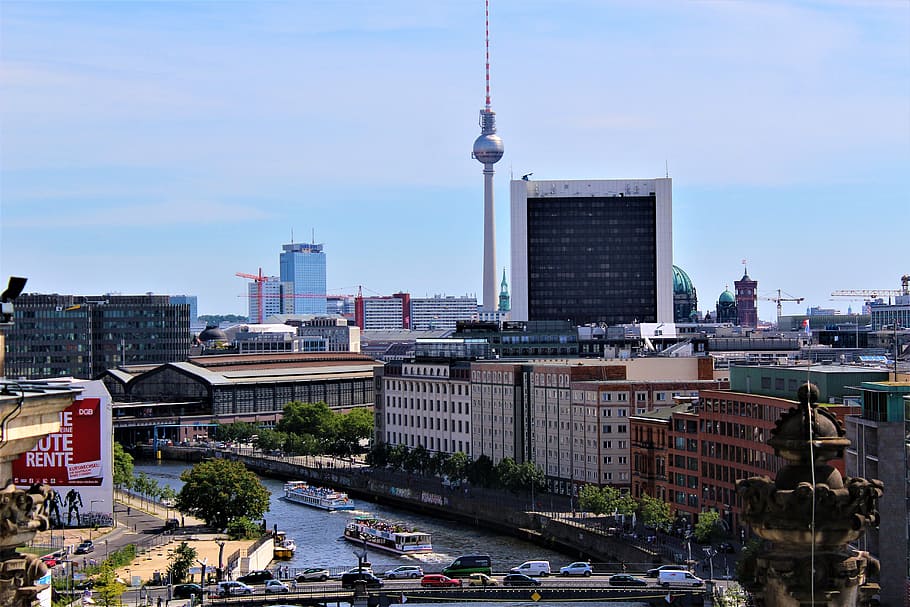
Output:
467 454 495 487
167 541 198 584
277 401 334 438
614 491 639 517
337 408 374 452
443 452 470 482
226 516 261 540
578 484 608 514
494 458 522 492
214 422 258 443
640 493 673 532
177 459 270 529
91 563 125 607
112 442 133 489
694 510 721 543
256 428 285 453
366 443 391 468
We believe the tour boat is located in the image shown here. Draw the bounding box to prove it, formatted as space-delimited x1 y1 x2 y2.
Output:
283 481 356 511
342 515 433 555
273 530 296 560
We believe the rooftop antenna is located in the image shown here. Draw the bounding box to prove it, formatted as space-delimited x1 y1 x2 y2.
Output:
665 160 669 178
290 229 294 244
312 228 315 245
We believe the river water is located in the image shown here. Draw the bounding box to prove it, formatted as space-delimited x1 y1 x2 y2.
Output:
134 461 579 575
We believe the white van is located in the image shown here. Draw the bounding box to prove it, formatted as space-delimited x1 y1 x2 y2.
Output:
658 570 703 587
509 560 551 577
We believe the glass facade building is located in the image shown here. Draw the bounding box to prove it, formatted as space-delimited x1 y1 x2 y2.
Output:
279 242 326 315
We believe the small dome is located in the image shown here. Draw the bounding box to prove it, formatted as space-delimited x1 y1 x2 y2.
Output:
718 289 735 304
198 325 227 342
672 265 695 296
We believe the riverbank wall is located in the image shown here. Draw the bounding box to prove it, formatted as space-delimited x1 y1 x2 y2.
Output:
148 446 663 569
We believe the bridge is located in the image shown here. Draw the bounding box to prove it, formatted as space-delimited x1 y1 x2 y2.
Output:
199 584 707 606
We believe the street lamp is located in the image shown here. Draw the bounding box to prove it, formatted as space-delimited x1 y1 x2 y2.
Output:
89 500 104 540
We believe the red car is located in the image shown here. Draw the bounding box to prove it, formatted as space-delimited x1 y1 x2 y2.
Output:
420 574 462 588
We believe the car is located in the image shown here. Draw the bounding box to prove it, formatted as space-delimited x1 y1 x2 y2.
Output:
716 542 736 553
172 583 203 599
509 560 551 576
658 570 704 587
442 554 492 577
340 571 383 589
216 581 254 596
467 573 499 587
74 541 94 555
608 573 648 587
502 573 541 587
646 564 689 577
343 566 374 576
41 555 62 568
236 570 274 585
384 565 424 579
559 562 593 577
74 579 96 590
264 579 290 593
296 567 330 582
420 574 462 587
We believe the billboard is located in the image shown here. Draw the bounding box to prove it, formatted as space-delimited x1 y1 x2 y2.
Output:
13 379 113 526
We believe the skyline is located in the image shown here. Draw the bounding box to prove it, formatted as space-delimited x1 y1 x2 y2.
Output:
2 1 908 319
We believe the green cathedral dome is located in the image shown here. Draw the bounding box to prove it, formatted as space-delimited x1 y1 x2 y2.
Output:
672 265 695 296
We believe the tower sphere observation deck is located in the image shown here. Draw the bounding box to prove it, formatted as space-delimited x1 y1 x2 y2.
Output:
473 112 504 166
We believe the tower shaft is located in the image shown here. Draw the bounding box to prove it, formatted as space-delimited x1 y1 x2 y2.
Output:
483 166 496 312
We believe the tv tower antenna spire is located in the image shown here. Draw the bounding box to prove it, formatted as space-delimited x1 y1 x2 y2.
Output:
473 0 504 312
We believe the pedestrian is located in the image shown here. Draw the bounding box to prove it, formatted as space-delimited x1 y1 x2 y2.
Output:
157 597 162 607
127 506 131 516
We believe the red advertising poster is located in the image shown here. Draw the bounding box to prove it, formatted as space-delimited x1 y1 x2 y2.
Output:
13 397 103 486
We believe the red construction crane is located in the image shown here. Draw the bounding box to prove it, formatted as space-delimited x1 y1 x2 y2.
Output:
235 268 267 323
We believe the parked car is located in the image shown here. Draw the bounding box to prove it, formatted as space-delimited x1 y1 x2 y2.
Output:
646 564 688 578
236 570 274 585
420 574 462 588
559 562 593 577
74 541 94 555
716 542 736 553
502 573 541 587
41 555 62 568
340 571 383 589
215 581 254 596
172 584 203 599
343 566 374 576
264 579 290 593
384 565 424 579
296 567 330 582
608 574 648 587
658 570 704 587
467 573 499 587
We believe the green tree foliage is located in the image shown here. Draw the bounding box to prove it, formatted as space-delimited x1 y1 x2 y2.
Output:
198 314 246 325
578 484 608 514
92 563 126 607
283 432 320 456
467 454 495 487
177 459 270 529
277 401 334 438
255 428 285 452
366 443 391 468
640 493 673 532
336 407 374 452
214 422 258 443
443 452 470 482
694 509 721 543
113 442 134 489
226 516 262 540
494 457 522 492
517 461 546 492
167 541 198 584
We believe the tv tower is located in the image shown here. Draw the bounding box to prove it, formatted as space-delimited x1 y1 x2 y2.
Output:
472 0 504 312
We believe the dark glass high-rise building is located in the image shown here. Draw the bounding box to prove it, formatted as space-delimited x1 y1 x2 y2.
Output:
510 178 673 326
3 293 190 379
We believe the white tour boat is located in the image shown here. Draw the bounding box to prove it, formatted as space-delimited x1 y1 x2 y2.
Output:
283 480 356 511
342 515 433 555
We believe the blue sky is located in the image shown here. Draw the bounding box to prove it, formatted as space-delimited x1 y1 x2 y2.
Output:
2 0 908 319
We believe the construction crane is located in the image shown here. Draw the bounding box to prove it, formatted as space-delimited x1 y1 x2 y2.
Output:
832 274 909 301
235 268 268 323
763 289 804 327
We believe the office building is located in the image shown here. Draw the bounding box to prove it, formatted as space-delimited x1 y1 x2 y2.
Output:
170 295 198 327
409 295 478 331
844 381 910 607
280 242 326 315
510 178 673 326
356 293 410 331
247 276 284 323
4 293 190 379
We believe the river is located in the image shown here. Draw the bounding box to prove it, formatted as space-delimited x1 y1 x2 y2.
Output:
134 461 580 575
